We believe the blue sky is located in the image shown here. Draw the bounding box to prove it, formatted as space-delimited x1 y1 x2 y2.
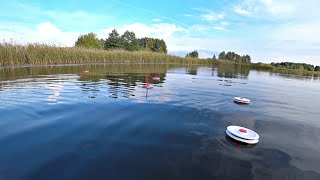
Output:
1 0 320 65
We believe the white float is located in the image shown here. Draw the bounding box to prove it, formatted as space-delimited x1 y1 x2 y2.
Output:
234 97 251 104
226 125 259 144
142 83 153 89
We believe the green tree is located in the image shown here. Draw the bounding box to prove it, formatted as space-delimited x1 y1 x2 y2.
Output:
105 29 123 50
315 66 320 71
271 62 315 71
213 54 217 60
158 39 167 53
137 37 167 53
75 33 102 49
152 39 167 53
121 31 138 51
186 51 198 58
241 55 251 63
138 38 148 49
225 52 232 61
145 38 155 51
219 51 226 60
218 51 251 63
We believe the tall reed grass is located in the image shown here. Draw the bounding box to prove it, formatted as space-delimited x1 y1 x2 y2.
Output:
0 43 217 66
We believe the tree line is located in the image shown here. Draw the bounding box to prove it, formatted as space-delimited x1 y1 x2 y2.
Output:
271 62 319 71
75 30 167 53
186 51 199 58
218 51 251 63
185 50 251 64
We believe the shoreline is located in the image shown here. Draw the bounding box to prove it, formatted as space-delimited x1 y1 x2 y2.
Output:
1 62 319 77
1 44 318 74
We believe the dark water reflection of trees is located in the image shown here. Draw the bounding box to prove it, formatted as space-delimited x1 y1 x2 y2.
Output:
216 64 250 79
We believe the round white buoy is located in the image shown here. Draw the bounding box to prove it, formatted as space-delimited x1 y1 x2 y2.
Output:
142 83 153 89
226 125 259 144
234 97 251 104
152 76 160 81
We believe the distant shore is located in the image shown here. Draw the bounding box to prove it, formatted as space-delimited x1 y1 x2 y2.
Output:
1 43 319 76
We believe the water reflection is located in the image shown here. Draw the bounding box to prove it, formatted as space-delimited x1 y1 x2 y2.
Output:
217 64 250 79
187 67 198 76
0 64 319 104
270 72 320 81
45 82 64 104
0 64 320 179
145 88 149 99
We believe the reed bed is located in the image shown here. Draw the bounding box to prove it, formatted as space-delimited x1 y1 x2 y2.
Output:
0 43 217 66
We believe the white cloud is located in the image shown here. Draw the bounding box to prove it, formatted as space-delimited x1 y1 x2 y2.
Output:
188 25 209 32
201 12 224 21
1 22 80 46
260 0 294 16
229 0 320 65
233 0 304 18
101 22 184 39
273 22 320 41
233 0 259 16
166 37 241 52
212 21 230 31
192 8 224 21
37 22 61 40
234 5 252 15
152 18 162 22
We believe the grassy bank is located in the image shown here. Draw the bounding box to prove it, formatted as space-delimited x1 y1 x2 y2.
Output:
251 63 275 70
0 43 217 66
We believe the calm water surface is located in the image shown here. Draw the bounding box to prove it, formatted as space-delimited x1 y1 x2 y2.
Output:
0 64 320 180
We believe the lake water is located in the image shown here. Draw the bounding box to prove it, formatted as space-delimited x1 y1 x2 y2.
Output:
0 64 320 180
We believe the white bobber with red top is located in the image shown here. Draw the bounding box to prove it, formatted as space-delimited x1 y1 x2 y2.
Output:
234 97 251 104
226 125 259 144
